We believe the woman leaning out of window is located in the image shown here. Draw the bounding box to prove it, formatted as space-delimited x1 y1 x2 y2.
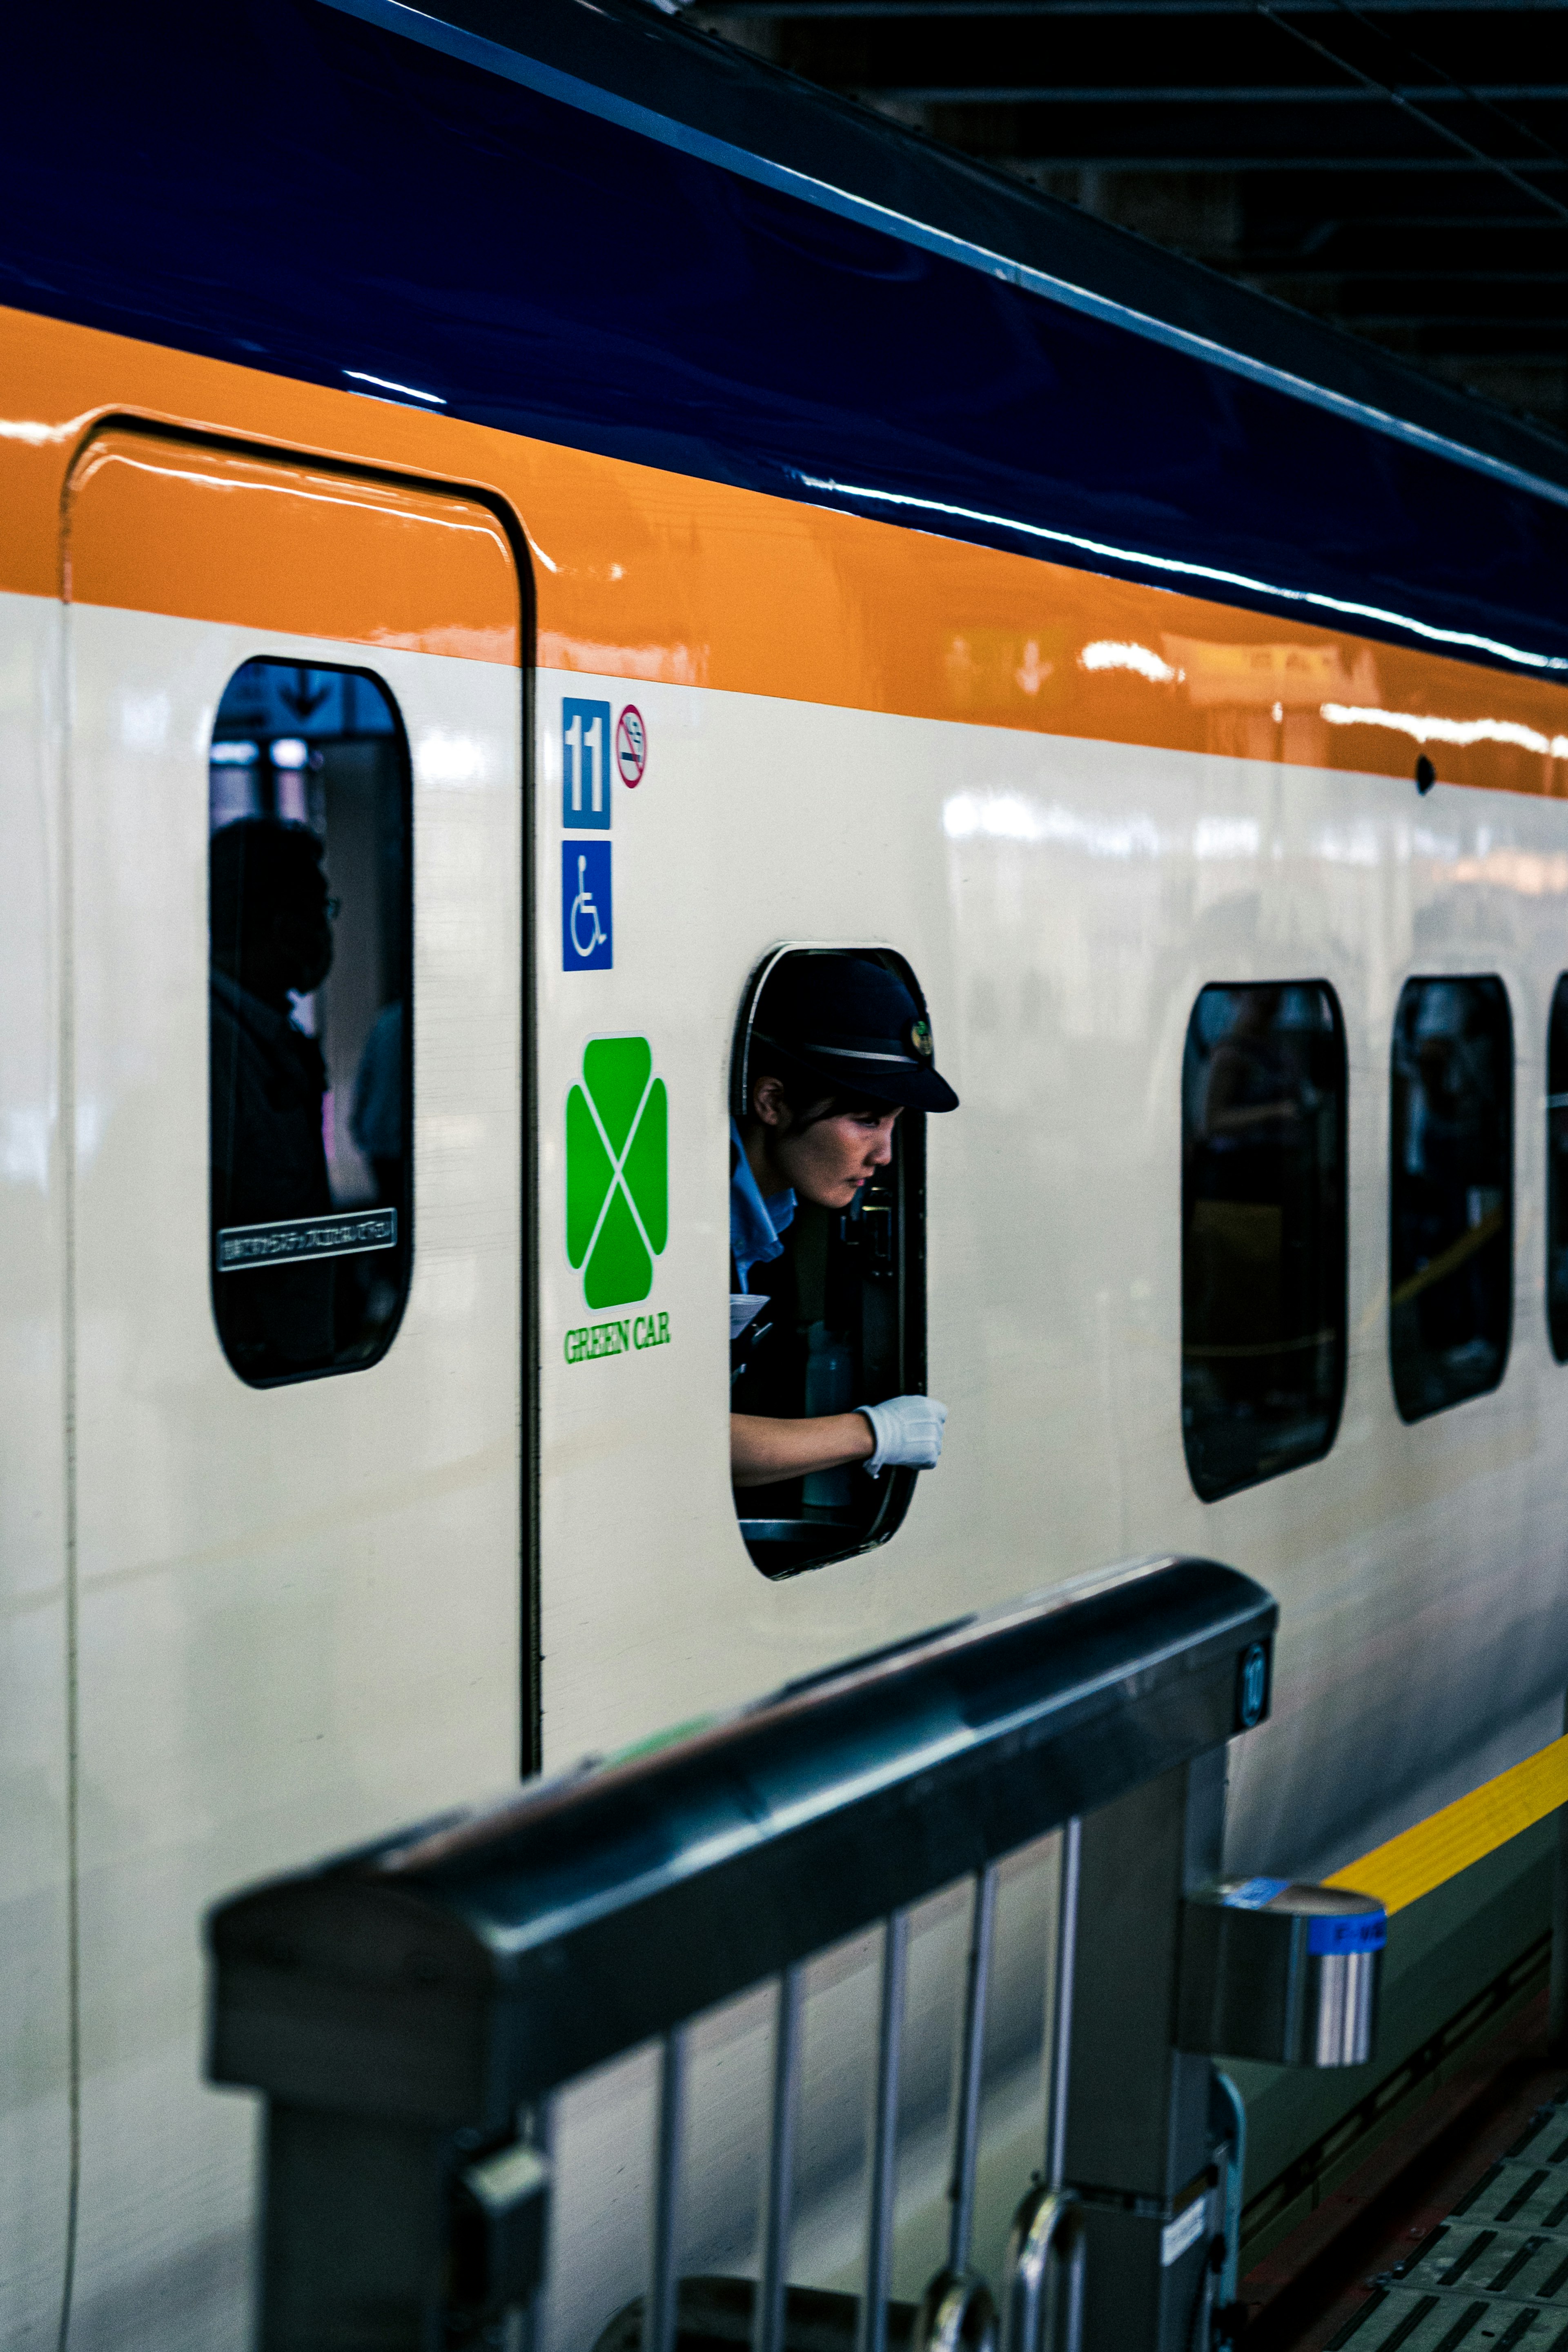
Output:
729 954 959 1488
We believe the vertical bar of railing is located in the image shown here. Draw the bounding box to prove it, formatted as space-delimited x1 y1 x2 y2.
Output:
518 2092 558 2352
1212 2071 1246 2314
947 1865 1000 2277
755 1963 808 2352
857 1911 910 2352
648 2025 690 2352
1000 2188 1085 2352
1046 1820 1081 2195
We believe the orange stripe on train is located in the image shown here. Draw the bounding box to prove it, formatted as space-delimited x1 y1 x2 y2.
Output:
6 301 1568 795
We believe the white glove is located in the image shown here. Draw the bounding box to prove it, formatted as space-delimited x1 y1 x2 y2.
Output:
859 1395 948 1475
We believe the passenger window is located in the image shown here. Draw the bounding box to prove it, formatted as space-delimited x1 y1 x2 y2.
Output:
208 660 412 1385
1390 976 1512 1420
1548 978 1568 1362
730 949 932 1577
1182 983 1346 1501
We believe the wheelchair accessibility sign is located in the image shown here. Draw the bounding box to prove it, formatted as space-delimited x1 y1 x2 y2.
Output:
563 842 612 971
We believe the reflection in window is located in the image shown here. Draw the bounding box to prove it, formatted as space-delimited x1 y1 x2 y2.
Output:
209 660 411 1385
1550 978 1568 1363
1390 976 1512 1421
1182 983 1346 1501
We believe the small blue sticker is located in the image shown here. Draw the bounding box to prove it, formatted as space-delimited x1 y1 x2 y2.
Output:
1222 1878 1289 1911
563 698 612 830
1308 1911 1386 1956
563 842 612 971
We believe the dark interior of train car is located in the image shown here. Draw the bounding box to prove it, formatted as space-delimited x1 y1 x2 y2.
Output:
1182 982 1347 1502
1389 975 1513 1422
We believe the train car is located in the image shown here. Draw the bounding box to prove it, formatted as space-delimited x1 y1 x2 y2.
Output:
5 0 1568 2343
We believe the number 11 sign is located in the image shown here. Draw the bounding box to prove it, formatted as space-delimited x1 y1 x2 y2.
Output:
562 698 612 829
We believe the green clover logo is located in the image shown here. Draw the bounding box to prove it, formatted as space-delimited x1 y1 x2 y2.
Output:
566 1037 668 1308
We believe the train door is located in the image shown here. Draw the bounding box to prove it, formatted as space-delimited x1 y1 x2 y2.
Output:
61 431 527 2348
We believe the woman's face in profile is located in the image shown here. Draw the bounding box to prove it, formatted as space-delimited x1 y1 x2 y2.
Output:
760 1090 901 1210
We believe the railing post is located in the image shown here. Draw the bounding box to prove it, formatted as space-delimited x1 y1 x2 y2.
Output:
1060 1749 1227 2351
258 2107 450 2352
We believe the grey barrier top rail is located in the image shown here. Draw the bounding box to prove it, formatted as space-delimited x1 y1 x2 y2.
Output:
208 1554 1275 2130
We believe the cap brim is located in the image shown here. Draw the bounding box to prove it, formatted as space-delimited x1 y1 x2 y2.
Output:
748 1036 959 1114
791 1053 959 1113
859 1065 959 1112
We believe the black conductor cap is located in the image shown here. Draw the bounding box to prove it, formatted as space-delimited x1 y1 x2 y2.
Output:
751 953 959 1114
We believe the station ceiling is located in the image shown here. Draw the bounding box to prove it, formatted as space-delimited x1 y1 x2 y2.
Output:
684 0 1568 444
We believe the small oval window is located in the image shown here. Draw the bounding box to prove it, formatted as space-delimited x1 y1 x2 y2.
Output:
209 659 412 1385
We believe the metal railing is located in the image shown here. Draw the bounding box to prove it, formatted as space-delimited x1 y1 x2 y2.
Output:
204 1554 1382 2352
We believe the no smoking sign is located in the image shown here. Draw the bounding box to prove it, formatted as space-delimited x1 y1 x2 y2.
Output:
615 704 646 786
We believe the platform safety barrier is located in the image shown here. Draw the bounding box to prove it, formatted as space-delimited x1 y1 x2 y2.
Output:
204 1555 1387 2352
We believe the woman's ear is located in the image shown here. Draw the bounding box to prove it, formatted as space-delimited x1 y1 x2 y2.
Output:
751 1073 790 1129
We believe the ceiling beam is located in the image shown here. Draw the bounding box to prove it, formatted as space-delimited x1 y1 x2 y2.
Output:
994 151 1567 169
856 82 1568 101
693 0 1565 16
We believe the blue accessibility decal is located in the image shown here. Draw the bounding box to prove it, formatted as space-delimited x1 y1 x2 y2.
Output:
564 842 612 971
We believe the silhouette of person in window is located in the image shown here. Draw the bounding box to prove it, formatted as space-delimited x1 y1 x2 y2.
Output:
349 1000 403 1208
209 818 337 1375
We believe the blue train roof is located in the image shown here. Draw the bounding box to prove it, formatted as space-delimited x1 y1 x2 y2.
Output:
5 0 1567 675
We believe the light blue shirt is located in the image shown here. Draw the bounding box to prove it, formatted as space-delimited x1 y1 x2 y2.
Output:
730 1117 795 1294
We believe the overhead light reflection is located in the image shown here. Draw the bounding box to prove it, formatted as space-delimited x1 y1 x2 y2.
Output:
1313 823 1380 867
943 791 1161 857
1080 639 1181 684
1194 816 1260 859
1451 849 1568 895
418 731 488 786
342 369 447 406
1322 703 1568 757
0 418 74 444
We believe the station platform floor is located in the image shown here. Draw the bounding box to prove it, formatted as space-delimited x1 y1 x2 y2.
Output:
1240 1994 1568 2349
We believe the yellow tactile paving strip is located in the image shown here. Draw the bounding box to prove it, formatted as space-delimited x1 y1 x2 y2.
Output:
1326 1735 1568 1916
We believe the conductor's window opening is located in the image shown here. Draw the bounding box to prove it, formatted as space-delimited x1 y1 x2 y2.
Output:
1181 981 1347 1502
208 659 412 1386
1390 974 1512 1421
729 948 945 1579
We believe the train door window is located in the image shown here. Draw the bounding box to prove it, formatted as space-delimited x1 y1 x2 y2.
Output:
1182 982 1346 1501
1548 978 1568 1361
209 658 412 1384
1390 976 1512 1421
730 949 929 1577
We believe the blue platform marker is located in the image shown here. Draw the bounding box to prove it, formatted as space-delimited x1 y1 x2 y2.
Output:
1222 1877 1290 1910
1307 1911 1387 1955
